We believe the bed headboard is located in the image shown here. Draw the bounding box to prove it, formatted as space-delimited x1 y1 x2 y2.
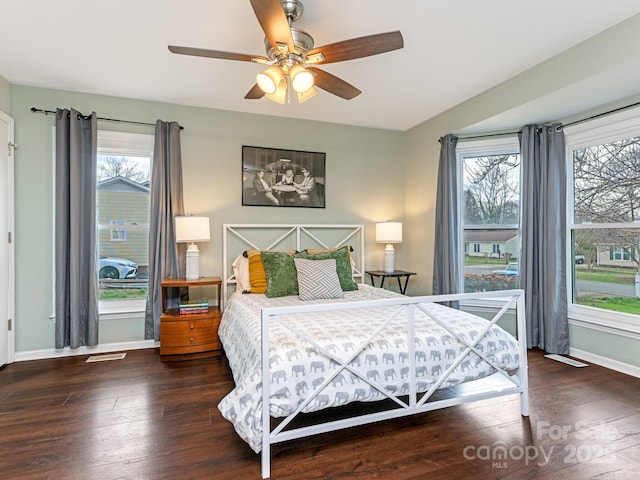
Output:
222 224 365 305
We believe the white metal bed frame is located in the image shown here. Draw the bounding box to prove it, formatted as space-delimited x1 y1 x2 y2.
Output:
221 224 529 479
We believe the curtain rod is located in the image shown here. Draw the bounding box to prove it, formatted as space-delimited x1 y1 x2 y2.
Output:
30 107 184 130
455 99 640 141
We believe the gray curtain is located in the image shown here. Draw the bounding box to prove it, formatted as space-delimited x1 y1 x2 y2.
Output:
519 124 569 354
55 108 99 349
433 134 460 296
145 120 185 340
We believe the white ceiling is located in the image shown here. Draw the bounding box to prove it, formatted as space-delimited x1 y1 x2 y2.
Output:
2 0 640 131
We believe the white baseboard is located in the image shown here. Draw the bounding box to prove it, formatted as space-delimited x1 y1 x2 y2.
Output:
569 347 640 379
14 339 159 362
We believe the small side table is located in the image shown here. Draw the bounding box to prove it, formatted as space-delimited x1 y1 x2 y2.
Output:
366 270 416 295
160 276 222 361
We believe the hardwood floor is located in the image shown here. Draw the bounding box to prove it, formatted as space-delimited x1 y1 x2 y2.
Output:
1 348 640 480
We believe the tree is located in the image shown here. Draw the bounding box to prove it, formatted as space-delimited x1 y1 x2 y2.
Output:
463 154 520 225
573 137 640 273
97 155 149 183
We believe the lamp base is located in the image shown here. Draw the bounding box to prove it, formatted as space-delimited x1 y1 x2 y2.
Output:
383 244 395 273
185 243 200 280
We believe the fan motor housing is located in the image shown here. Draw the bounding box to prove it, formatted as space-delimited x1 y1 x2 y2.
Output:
264 27 314 63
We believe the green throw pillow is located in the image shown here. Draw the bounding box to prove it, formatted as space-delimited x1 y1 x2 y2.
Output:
261 251 298 298
296 246 358 291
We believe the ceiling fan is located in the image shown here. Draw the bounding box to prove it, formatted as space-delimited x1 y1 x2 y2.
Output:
168 0 404 104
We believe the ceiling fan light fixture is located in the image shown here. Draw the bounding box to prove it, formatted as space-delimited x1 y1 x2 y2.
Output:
256 66 283 94
297 86 317 103
265 79 288 104
289 64 314 93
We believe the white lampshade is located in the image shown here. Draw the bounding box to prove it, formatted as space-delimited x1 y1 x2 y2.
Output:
175 216 210 280
175 216 210 243
376 222 403 244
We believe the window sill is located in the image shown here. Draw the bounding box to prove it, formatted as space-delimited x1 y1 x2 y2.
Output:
569 305 640 340
99 299 146 319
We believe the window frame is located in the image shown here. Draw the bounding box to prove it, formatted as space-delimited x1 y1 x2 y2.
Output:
564 106 640 334
456 136 521 294
97 130 154 317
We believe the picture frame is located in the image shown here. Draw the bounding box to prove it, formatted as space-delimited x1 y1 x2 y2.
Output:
242 145 326 208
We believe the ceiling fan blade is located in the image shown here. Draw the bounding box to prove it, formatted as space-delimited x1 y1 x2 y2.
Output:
245 84 266 100
307 31 404 65
250 0 295 54
168 45 267 63
307 67 361 100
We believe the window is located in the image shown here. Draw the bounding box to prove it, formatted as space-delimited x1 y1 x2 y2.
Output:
610 248 630 262
110 219 126 241
566 109 640 322
457 137 521 293
97 131 153 315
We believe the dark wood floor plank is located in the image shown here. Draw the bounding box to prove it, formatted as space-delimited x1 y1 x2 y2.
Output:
1 349 640 479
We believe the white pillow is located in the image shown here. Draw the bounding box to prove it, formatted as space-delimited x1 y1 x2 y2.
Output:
294 258 344 301
232 254 251 292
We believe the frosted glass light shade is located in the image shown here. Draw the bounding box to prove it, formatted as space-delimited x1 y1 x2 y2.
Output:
290 64 314 93
265 80 288 104
256 66 283 94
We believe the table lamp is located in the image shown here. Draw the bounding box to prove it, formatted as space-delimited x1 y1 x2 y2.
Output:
376 221 402 273
175 216 210 280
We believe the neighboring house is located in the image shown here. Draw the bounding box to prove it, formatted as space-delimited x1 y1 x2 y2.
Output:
596 244 639 269
97 176 150 266
464 230 518 260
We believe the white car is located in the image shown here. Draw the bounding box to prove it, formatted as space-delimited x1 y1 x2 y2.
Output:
98 256 138 279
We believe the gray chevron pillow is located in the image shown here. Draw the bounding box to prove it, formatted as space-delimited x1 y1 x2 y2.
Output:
294 258 344 301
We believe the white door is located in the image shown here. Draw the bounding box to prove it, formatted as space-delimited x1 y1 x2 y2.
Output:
0 111 14 367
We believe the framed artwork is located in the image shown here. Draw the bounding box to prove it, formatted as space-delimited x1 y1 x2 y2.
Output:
242 145 326 208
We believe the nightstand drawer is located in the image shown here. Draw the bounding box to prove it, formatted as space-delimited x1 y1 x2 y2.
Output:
160 317 220 353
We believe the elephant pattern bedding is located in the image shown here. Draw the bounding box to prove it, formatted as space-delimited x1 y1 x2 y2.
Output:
217 284 520 452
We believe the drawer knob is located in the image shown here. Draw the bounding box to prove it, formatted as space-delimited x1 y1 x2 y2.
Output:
190 337 194 342
190 324 194 330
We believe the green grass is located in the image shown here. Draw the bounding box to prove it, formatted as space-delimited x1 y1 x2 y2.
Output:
464 256 513 266
99 288 148 301
576 295 640 315
575 266 637 285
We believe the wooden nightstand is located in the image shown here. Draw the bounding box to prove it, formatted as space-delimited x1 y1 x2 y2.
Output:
160 276 222 361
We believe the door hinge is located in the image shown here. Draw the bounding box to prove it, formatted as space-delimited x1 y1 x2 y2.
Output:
8 232 11 243
8 142 17 156
7 319 11 331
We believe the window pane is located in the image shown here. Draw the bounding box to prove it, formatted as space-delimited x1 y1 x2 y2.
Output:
573 136 640 224
463 153 520 293
97 154 150 303
572 228 640 314
463 154 520 225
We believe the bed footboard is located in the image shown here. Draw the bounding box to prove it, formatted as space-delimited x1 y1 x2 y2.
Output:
259 289 528 479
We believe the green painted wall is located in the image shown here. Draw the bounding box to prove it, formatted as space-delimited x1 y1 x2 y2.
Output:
11 85 406 352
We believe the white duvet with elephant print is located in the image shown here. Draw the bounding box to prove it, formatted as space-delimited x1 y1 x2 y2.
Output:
217 284 520 453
